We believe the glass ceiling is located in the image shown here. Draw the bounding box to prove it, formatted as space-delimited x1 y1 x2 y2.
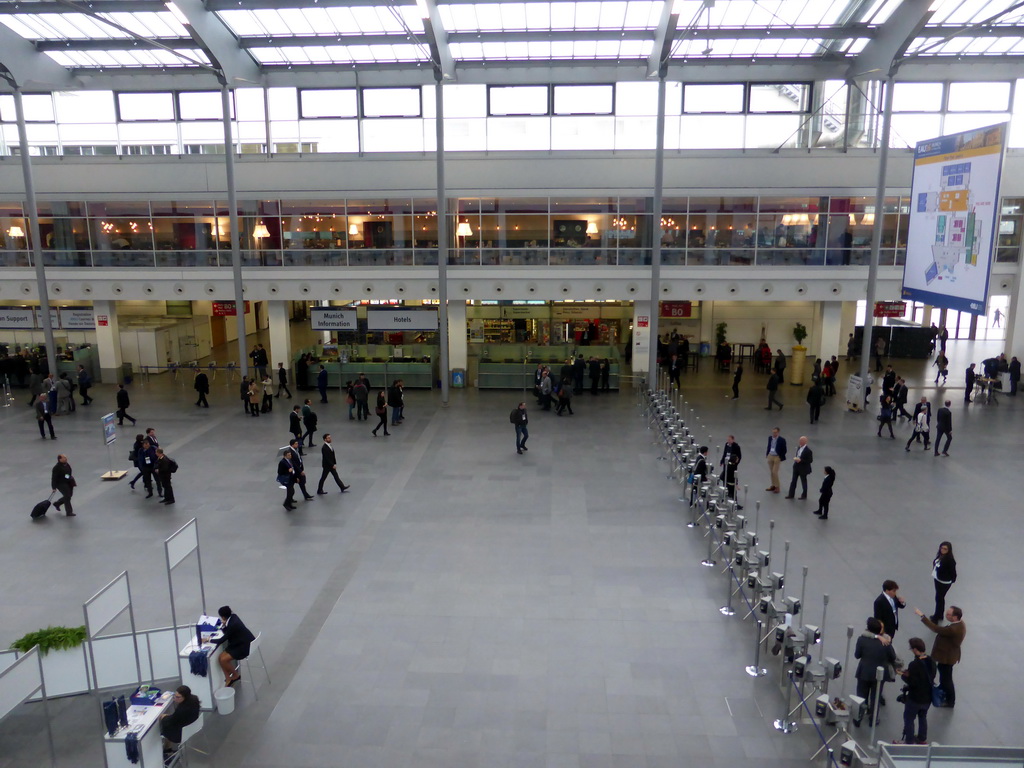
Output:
0 0 1019 72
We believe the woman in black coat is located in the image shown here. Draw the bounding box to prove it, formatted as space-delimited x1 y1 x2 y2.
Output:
930 541 957 623
217 605 256 687
160 685 201 747
813 466 835 520
371 390 390 436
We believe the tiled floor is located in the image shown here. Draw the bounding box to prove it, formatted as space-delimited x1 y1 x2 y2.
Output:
0 338 1021 768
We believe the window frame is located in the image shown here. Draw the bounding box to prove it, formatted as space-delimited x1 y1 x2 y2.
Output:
115 91 177 123
298 88 360 120
552 84 615 116
175 90 235 122
746 82 814 114
359 86 423 119
681 83 746 115
487 85 551 117
0 92 56 123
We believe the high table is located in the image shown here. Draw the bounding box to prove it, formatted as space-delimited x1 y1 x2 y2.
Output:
178 630 225 710
974 377 1000 405
103 689 172 768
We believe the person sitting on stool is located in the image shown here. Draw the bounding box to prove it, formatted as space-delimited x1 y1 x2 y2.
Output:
217 605 256 688
160 685 200 754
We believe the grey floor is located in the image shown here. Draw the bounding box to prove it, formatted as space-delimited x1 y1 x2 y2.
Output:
1 337 1021 768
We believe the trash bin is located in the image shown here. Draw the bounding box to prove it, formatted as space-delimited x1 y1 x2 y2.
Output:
214 686 236 715
121 362 133 385
451 368 466 388
699 342 711 357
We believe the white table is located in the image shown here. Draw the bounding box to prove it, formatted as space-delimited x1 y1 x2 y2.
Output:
103 690 172 768
178 634 224 711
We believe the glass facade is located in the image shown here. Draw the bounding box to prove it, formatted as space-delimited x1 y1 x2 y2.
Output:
1 195 1020 269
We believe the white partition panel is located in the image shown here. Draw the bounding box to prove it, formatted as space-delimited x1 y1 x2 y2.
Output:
0 649 43 720
144 628 182 681
0 650 18 675
84 574 131 634
90 635 142 690
38 646 91 697
165 521 198 569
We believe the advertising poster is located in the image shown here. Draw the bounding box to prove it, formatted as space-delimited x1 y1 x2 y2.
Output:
901 122 1007 314
102 413 117 446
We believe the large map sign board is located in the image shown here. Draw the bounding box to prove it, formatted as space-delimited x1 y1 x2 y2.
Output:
901 123 1007 315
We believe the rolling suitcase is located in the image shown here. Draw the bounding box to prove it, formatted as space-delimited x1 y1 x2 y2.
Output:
31 492 56 520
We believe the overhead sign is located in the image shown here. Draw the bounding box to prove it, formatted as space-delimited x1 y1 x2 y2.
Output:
660 301 692 318
310 307 358 331
901 122 1007 315
872 301 906 318
366 309 438 331
0 308 35 329
34 308 60 328
60 308 96 329
212 300 250 317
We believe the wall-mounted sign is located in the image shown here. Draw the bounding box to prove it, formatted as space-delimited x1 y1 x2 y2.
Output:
636 315 649 328
310 307 358 331
34 308 60 328
212 300 250 317
60 308 96 329
366 309 438 331
660 301 693 318
97 315 109 327
873 301 907 318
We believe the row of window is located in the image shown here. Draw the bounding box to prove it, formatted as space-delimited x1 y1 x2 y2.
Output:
1 79 1017 125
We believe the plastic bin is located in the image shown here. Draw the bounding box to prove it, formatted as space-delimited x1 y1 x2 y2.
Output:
214 686 235 715
451 368 466 388
699 342 711 357
121 362 133 385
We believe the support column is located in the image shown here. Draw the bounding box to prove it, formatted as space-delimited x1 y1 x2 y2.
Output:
857 74 896 394
1005 271 1024 354
699 301 714 351
631 301 652 377
435 74 451 404
646 69 668 381
839 301 858 358
818 301 843 361
267 300 291 372
447 300 467 371
93 300 122 383
14 86 57 378
221 83 248 378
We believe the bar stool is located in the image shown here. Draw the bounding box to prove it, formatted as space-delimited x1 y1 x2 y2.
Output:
166 713 205 767
236 632 270 700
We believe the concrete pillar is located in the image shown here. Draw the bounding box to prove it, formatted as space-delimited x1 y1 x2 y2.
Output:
1004 271 1024 354
631 300 652 376
839 301 858 357
818 301 843 360
93 300 122 383
699 300 714 351
267 300 291 372
447 300 468 371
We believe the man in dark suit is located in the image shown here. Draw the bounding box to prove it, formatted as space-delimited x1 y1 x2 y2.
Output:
719 436 742 506
288 438 314 500
278 449 296 510
289 406 304 453
302 399 318 446
806 379 824 424
765 428 787 493
874 579 907 638
193 367 210 407
35 393 56 439
276 362 292 399
785 436 813 499
317 365 329 403
855 617 897 722
964 363 976 403
667 354 682 389
933 400 952 456
317 433 349 494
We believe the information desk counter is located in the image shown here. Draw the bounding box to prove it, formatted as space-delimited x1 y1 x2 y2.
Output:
103 689 172 768
477 362 621 390
178 634 225 711
302 360 434 390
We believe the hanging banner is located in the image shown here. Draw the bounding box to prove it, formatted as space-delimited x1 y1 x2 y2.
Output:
872 301 906 318
0 308 35 329
901 122 1008 315
60 308 96 329
310 307 358 331
211 300 250 317
366 309 438 331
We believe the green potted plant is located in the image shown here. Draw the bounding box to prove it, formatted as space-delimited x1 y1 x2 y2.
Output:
715 322 728 347
11 625 90 696
10 625 87 656
790 322 809 385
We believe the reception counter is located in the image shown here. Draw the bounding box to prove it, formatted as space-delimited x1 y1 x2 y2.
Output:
477 362 621 390
178 633 225 711
301 360 434 390
103 689 172 768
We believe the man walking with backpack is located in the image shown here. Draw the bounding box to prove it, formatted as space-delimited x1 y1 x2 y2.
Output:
511 402 529 455
155 448 177 505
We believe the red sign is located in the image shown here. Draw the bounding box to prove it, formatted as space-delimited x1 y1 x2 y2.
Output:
97 315 108 327
212 300 250 317
873 301 906 318
636 316 649 328
660 301 692 318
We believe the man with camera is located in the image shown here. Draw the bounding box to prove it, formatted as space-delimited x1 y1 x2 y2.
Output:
894 637 936 744
914 606 966 708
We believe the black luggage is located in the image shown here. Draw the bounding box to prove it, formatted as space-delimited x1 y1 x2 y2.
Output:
31 493 56 520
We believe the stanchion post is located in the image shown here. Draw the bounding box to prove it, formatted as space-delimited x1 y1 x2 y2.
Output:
774 669 798 733
868 665 884 746
746 619 767 677
720 559 736 616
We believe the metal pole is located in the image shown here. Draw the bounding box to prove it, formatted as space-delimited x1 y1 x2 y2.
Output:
857 74 896 406
646 69 668 383
841 625 854 697
221 84 248 378
434 73 450 406
868 665 884 745
746 619 767 677
819 594 829 663
774 669 798 733
13 86 57 378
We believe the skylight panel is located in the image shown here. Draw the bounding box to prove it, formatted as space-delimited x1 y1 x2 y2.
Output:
505 40 531 58
862 0 903 25
528 40 552 58
551 40 575 57
278 9 317 35
550 3 577 29
622 1 662 28
524 4 551 29
0 17 40 40
450 41 484 58
597 2 628 29
501 3 528 31
103 12 189 39
214 10 267 37
930 0 1003 25
324 7 360 34
574 40 598 57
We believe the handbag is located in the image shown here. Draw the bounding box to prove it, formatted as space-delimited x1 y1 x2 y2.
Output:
375 405 386 416
931 684 946 707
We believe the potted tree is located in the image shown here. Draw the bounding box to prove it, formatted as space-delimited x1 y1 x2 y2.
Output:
790 322 808 385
